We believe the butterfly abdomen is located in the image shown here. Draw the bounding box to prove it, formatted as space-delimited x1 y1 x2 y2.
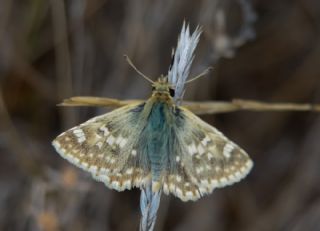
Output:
141 102 173 185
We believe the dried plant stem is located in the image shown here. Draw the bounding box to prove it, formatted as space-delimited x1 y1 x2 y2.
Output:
58 96 320 115
183 99 320 115
58 96 143 107
140 184 161 231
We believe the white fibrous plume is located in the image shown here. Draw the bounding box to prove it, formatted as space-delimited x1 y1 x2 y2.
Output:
168 22 202 103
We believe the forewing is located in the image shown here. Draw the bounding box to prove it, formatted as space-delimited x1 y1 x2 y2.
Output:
163 107 253 201
52 103 150 191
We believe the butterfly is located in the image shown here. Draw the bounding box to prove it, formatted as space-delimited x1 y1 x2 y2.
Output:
52 75 253 202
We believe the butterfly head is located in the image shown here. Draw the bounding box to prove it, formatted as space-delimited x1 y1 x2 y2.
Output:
151 75 175 102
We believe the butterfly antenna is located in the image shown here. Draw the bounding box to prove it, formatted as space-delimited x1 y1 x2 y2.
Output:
185 67 213 84
124 55 154 84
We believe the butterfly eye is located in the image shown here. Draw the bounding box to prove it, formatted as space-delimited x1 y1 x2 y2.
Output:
152 86 156 91
169 88 175 97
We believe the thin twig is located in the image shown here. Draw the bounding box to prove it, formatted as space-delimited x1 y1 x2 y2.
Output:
57 96 320 114
183 99 320 114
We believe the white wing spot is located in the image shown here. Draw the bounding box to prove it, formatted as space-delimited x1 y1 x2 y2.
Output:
78 136 86 143
223 143 234 158
201 179 209 186
111 181 120 190
81 162 89 169
110 158 116 164
119 138 127 148
72 157 80 164
219 177 228 186
96 141 103 149
176 175 182 182
95 133 102 140
126 168 133 175
169 183 175 191
211 179 218 187
53 141 61 148
131 150 137 156
235 171 241 178
228 174 236 181
199 186 208 195
190 176 197 184
106 135 115 145
100 168 109 174
176 188 183 198
201 136 211 146
240 166 246 172
246 160 253 168
72 149 79 154
66 154 80 164
197 144 205 155
93 174 105 182
176 156 180 162
188 143 197 156
100 126 110 136
123 180 131 189
89 165 98 174
196 166 204 174
104 176 110 183
115 136 123 145
73 129 86 143
73 128 83 134
186 191 194 199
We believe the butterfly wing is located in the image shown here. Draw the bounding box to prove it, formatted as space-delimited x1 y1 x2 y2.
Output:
53 101 253 200
52 102 150 191
163 107 253 201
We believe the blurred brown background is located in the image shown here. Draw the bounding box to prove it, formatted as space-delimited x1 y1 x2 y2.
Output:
1 0 320 230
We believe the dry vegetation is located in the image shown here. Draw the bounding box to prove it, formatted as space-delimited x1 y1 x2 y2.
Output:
0 0 320 230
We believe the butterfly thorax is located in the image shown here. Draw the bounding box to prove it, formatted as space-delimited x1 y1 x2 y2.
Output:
150 76 175 106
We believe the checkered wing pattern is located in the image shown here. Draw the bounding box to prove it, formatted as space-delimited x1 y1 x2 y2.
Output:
163 107 253 201
52 103 150 191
